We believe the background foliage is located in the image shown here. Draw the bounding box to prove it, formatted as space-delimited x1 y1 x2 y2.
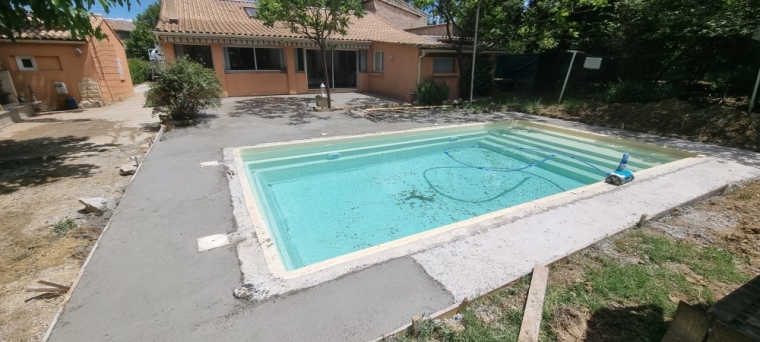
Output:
125 3 161 60
127 59 151 85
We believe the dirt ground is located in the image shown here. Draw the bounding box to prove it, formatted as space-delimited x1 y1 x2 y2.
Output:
0 93 157 341
539 98 760 152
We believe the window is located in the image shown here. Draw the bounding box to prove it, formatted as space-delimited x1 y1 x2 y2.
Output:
295 48 305 72
15 56 37 71
174 45 214 68
373 50 384 72
254 47 284 70
115 57 124 79
225 47 256 70
433 57 455 73
244 7 257 17
223 47 284 71
358 50 367 72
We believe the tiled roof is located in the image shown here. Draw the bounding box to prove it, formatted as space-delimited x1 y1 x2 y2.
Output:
3 15 104 41
155 0 445 47
105 19 136 32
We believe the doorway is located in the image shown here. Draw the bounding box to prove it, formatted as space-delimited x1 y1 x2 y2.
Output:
306 49 357 89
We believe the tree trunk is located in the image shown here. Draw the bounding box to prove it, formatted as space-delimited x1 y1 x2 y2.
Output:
320 45 332 108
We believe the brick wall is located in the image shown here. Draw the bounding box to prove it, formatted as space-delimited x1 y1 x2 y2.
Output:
364 0 427 30
86 20 133 105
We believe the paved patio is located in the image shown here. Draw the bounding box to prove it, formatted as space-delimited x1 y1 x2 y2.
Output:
48 96 760 341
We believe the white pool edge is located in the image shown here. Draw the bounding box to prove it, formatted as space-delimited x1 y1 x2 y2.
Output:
221 118 745 300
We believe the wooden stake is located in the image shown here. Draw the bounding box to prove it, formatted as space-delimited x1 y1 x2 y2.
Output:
457 297 470 314
637 214 648 228
720 184 730 196
37 280 71 291
621 123 625 130
518 264 550 342
410 314 423 337
27 287 66 293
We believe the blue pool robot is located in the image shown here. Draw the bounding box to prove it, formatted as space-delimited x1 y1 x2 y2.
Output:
605 153 635 186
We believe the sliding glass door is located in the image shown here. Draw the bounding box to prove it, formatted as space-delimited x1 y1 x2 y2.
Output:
305 49 357 89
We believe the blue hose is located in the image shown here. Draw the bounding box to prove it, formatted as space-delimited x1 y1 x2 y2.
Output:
444 146 612 176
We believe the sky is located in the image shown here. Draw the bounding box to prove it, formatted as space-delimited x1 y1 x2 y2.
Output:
89 0 159 21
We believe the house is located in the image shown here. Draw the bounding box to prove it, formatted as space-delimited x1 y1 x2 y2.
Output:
0 15 133 110
362 0 428 30
105 19 136 41
153 0 462 102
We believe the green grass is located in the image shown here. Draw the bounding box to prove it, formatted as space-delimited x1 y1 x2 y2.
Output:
393 230 750 342
53 218 76 236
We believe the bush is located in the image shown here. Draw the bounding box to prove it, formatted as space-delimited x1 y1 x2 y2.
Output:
145 57 223 121
128 59 151 84
460 58 494 98
416 80 450 105
597 81 676 104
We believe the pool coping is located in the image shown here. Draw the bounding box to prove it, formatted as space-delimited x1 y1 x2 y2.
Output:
223 119 704 299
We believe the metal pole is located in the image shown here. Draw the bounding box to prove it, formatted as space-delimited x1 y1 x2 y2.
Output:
749 65 760 114
558 50 580 104
469 3 480 102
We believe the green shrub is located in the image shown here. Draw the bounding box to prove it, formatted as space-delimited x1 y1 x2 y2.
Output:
53 218 76 236
128 59 151 85
460 58 495 98
597 81 676 104
416 80 450 105
145 57 223 121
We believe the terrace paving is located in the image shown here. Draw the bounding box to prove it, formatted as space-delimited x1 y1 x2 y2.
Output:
48 95 760 341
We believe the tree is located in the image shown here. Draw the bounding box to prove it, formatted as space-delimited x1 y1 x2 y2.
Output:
125 2 161 60
256 0 365 108
413 0 608 97
0 0 133 40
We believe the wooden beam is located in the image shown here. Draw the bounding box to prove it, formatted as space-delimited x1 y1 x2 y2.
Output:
26 287 66 293
37 280 71 291
518 264 550 342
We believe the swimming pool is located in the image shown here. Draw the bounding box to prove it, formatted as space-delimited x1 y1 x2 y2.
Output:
234 121 691 274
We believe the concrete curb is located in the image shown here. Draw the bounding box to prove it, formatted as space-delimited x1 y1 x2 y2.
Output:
40 124 164 342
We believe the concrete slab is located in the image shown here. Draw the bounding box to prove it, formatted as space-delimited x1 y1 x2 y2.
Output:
47 95 760 341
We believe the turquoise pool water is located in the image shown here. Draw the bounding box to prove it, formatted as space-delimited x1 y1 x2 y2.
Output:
242 124 683 270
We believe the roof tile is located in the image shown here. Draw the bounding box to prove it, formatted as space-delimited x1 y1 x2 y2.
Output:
155 0 444 47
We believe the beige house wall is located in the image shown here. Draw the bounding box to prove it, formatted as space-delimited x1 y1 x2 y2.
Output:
159 40 460 102
0 20 133 110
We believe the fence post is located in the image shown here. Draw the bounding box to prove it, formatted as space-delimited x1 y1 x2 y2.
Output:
558 50 582 104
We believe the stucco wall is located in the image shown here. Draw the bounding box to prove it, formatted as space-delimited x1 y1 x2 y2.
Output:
367 42 420 101
0 21 132 110
419 53 460 100
159 40 452 102
87 20 134 105
1 41 89 109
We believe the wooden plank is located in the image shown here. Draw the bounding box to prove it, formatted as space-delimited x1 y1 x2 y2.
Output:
517 264 550 342
37 280 71 291
26 287 66 293
661 301 711 342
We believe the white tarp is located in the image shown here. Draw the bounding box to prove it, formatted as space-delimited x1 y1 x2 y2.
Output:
584 57 602 69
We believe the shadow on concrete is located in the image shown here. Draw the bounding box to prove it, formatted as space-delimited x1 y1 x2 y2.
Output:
584 305 667 342
0 136 111 194
362 108 515 125
344 94 399 108
228 97 329 126
18 118 94 123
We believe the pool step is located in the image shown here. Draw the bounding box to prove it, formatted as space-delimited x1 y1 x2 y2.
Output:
492 128 668 168
246 132 488 170
484 135 623 171
478 141 602 184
